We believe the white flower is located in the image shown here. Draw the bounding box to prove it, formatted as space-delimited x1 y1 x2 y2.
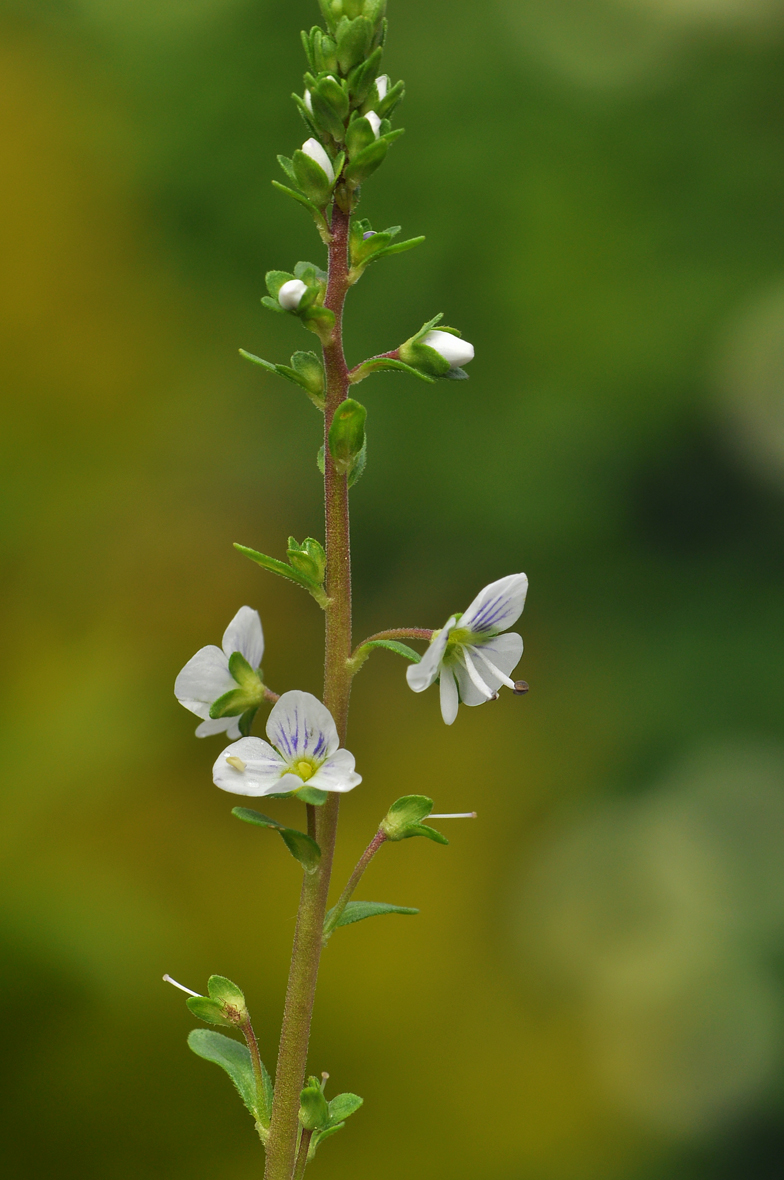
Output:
423 329 475 370
364 110 381 138
304 90 313 113
406 574 528 725
175 606 265 739
375 74 390 101
301 137 335 184
278 279 308 310
212 690 361 798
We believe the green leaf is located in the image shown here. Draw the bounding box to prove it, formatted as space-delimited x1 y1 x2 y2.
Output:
328 398 366 473
209 687 250 719
348 357 436 386
375 235 425 259
261 295 286 314
292 149 334 208
270 181 331 242
187 1029 257 1118
309 1121 345 1160
336 14 371 72
326 900 419 930
236 542 328 599
231 808 322 873
327 1092 363 1123
277 154 298 184
239 350 278 372
359 639 421 662
344 136 388 187
347 434 367 488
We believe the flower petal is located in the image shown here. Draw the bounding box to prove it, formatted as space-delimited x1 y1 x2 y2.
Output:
406 618 456 693
453 658 488 707
221 606 264 669
309 748 362 794
439 666 459 725
175 645 234 714
195 715 235 737
266 690 339 762
455 633 524 705
212 737 288 797
460 574 528 635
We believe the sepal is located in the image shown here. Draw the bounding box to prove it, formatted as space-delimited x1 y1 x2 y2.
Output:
292 147 335 208
328 398 366 476
287 536 326 583
208 652 265 719
398 314 469 379
186 975 248 1027
336 15 372 73
344 135 387 188
308 1090 364 1159
380 795 449 844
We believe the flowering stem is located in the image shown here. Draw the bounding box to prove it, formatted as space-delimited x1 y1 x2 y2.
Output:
263 202 353 1180
323 828 388 940
292 1130 313 1180
240 1017 271 1132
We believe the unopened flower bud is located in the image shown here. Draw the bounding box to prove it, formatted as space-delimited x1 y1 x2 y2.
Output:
364 110 381 138
375 73 389 100
423 329 475 369
278 279 308 311
299 1076 330 1131
304 90 313 113
302 137 335 185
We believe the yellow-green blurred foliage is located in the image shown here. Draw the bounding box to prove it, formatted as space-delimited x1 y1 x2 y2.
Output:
3 1 784 1177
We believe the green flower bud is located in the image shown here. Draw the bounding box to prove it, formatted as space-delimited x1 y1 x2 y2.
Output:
328 398 366 475
299 1076 330 1131
380 795 449 844
336 16 372 74
185 975 249 1027
287 537 327 584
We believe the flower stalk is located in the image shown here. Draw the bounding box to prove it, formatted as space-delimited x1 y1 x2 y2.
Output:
264 203 354 1180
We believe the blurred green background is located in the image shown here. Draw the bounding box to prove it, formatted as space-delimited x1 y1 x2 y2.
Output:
3 0 784 1176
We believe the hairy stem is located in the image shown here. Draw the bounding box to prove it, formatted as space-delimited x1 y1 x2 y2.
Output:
293 1130 313 1180
264 203 353 1180
323 829 387 939
241 1018 271 1131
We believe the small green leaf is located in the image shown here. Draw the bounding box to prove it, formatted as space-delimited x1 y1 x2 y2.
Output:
309 1122 345 1159
187 1029 257 1118
261 295 286 314
348 357 436 386
375 235 425 259
292 149 334 208
210 687 250 719
345 136 388 186
328 1092 363 1123
360 639 421 662
234 543 329 608
239 350 278 372
270 181 331 243
347 435 367 488
231 807 322 873
325 900 419 930
277 154 298 183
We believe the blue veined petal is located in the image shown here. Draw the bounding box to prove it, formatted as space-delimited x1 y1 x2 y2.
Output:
460 574 528 635
266 690 340 762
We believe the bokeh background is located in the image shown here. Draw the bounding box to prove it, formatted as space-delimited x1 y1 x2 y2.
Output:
3 0 784 1176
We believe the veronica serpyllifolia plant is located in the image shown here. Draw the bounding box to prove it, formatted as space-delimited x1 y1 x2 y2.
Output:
165 4 529 1177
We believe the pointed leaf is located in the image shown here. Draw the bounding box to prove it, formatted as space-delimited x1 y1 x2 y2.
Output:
231 807 322 873
233 544 319 592
375 235 425 259
186 996 234 1027
326 900 419 930
187 1029 257 1118
239 350 278 373
358 639 421 663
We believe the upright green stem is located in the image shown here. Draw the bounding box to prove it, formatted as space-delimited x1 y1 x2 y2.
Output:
264 203 353 1180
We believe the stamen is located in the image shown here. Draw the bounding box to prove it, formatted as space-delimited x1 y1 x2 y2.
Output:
320 1071 330 1092
429 812 477 819
469 645 516 690
513 680 529 695
163 974 202 998
226 755 246 772
460 649 494 699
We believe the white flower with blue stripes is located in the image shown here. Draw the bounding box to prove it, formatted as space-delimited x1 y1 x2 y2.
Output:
212 690 361 798
174 606 265 739
407 574 528 725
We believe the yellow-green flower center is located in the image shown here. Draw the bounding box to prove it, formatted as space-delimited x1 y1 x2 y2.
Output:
294 758 317 782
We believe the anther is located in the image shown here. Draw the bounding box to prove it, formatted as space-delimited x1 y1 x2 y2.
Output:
226 755 246 771
513 680 529 695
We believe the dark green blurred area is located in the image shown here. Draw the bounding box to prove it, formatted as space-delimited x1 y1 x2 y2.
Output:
3 0 784 1176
